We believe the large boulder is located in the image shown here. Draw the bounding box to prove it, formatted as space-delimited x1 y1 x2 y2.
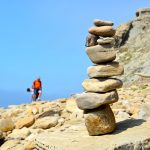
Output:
93 19 114 26
0 118 15 132
88 26 115 37
85 34 99 47
87 62 124 78
34 116 58 129
86 45 116 64
15 116 35 129
82 78 123 92
84 104 116 135
76 90 118 110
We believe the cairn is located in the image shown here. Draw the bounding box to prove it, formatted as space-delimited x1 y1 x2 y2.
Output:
76 19 124 136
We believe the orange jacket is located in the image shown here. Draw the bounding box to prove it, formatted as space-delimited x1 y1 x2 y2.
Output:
33 80 42 90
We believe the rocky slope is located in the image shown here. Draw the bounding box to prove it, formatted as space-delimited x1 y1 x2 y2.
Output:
115 8 150 86
0 85 150 149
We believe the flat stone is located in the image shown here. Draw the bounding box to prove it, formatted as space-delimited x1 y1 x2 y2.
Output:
15 116 35 129
88 26 116 37
34 116 58 129
0 118 15 132
85 34 99 47
87 62 124 78
82 78 123 92
84 105 116 135
93 19 114 26
76 90 118 110
86 45 116 64
97 37 115 45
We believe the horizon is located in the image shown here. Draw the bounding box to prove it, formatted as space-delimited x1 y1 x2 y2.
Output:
0 1 150 107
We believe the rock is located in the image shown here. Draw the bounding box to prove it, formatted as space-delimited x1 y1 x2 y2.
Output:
88 26 116 37
87 62 124 78
86 45 116 64
0 140 21 150
84 105 116 135
25 120 150 149
0 118 15 132
76 90 118 110
7 127 31 140
25 141 35 150
97 37 115 45
138 103 150 120
82 78 123 92
115 111 130 122
0 130 3 140
93 19 114 26
85 34 99 47
34 116 58 129
15 116 35 129
136 8 150 17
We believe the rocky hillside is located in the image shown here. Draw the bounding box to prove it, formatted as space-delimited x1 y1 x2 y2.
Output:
115 8 150 85
0 85 150 149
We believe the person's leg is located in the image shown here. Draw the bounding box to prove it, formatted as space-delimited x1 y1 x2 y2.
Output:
37 90 42 101
33 89 38 101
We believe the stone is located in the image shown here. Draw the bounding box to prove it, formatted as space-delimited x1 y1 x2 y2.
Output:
88 26 116 37
0 118 15 132
76 90 118 110
93 19 114 26
65 98 83 113
84 105 116 135
15 116 35 129
97 37 115 45
85 34 99 47
87 61 124 78
138 103 150 120
25 141 35 150
34 116 58 129
7 127 31 140
82 78 123 92
0 130 3 139
0 140 21 150
86 45 116 64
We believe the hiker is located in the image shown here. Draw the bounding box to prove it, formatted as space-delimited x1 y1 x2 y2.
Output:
32 77 42 101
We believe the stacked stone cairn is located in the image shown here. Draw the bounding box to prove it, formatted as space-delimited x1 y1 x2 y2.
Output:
76 19 124 136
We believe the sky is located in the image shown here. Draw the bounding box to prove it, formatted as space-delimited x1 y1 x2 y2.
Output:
0 0 150 107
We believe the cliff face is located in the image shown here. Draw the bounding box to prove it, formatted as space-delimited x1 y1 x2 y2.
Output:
115 8 150 85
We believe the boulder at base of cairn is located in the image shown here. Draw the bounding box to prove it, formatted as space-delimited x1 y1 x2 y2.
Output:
87 61 124 78
82 78 123 92
88 26 115 37
84 104 116 135
93 19 114 26
76 90 118 110
86 45 116 64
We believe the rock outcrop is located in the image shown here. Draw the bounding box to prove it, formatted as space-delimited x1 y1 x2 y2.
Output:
114 8 150 85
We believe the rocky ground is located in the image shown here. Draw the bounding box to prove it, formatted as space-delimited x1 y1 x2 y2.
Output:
0 83 150 150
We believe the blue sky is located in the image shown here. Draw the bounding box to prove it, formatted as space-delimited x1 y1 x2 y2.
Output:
0 1 149 107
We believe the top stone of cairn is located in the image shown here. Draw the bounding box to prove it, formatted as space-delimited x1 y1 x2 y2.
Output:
93 19 114 26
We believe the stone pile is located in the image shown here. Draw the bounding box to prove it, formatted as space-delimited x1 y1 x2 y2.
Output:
76 19 124 136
